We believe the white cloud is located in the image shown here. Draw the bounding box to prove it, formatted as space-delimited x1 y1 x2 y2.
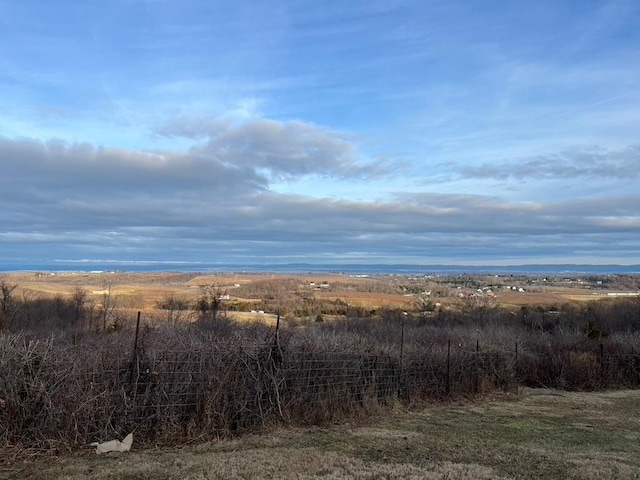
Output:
458 145 640 180
156 117 386 181
1 1 640 266
2 128 639 265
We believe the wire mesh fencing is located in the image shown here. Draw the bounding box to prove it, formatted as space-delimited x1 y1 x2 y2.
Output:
2 322 640 450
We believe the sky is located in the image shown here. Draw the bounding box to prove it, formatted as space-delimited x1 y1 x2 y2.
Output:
1 0 639 268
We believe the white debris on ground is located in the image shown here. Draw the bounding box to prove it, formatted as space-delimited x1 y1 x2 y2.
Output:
90 433 133 454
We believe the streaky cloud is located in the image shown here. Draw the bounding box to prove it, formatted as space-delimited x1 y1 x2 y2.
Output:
458 145 640 180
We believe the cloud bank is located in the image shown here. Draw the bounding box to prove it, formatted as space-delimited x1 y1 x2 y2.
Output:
1 116 639 266
2 1 640 267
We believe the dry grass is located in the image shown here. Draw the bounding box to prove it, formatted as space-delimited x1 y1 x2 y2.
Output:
495 291 570 306
8 448 502 480
314 291 417 310
2 272 606 314
5 389 640 480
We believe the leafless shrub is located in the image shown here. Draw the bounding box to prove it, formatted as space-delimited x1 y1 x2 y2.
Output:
2 288 640 455
0 278 18 329
157 294 192 325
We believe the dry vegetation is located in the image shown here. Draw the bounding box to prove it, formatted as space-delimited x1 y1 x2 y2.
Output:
2 270 638 316
4 389 640 479
1 271 639 477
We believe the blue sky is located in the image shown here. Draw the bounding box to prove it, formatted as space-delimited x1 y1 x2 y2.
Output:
1 0 639 267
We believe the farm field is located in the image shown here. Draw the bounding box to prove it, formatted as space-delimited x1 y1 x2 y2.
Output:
2 271 637 320
5 388 640 480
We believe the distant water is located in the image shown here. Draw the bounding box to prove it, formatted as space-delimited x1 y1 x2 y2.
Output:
1 262 639 276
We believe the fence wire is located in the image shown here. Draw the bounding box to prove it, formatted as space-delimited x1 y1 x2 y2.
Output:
2 332 640 448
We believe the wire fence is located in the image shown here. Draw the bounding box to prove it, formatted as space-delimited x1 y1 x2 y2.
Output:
63 334 640 437
2 315 640 449
83 341 518 431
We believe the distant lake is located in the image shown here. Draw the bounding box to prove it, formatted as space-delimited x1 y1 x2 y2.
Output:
2 262 639 276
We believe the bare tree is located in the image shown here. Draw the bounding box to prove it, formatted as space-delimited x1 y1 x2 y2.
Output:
458 293 499 325
17 289 40 329
71 286 88 328
158 294 190 325
98 275 119 331
416 292 437 317
196 283 228 325
0 278 18 329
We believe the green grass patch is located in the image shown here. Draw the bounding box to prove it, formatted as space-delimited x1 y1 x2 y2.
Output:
4 389 640 480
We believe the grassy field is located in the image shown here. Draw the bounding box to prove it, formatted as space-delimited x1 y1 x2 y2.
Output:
4 388 639 480
2 271 626 322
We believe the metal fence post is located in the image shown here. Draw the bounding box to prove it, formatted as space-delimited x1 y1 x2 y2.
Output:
129 311 141 389
514 341 519 394
398 321 405 397
446 340 451 397
600 342 606 388
475 340 480 394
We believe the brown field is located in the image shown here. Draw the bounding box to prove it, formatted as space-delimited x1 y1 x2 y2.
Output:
2 271 634 323
314 291 419 309
493 290 574 306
